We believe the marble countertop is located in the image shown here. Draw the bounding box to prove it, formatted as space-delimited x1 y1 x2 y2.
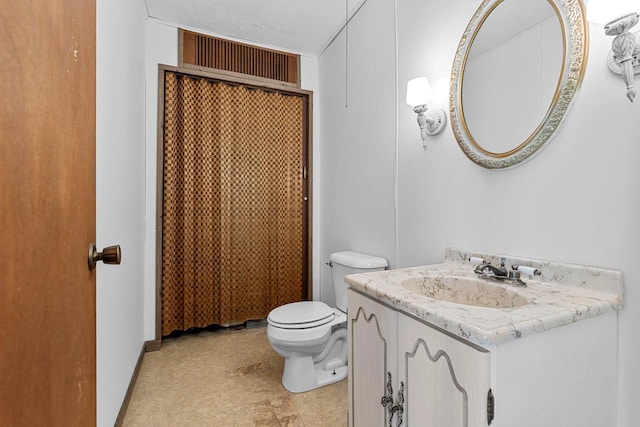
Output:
345 248 624 346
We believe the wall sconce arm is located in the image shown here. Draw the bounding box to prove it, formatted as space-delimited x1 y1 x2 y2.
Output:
413 105 447 142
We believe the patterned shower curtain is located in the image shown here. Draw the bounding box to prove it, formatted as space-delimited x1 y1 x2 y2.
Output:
161 71 305 336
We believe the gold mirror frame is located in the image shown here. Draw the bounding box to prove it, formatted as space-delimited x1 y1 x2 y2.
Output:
450 0 589 169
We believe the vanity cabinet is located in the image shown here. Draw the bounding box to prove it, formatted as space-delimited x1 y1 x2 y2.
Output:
348 288 619 427
348 289 491 427
347 249 622 426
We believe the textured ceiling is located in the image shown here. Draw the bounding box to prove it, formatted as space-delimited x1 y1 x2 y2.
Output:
144 0 366 56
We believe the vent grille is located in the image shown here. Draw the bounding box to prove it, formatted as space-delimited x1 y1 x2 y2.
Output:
181 30 299 85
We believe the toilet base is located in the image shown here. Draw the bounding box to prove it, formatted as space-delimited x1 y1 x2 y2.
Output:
281 352 347 393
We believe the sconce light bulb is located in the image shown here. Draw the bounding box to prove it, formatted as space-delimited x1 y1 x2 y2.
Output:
406 77 433 107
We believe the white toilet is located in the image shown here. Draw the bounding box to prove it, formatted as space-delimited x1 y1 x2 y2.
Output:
267 251 388 393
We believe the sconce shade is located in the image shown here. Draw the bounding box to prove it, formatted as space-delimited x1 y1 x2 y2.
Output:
406 76 433 107
587 0 638 24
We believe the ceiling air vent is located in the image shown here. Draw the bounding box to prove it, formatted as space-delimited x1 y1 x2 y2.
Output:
180 30 300 86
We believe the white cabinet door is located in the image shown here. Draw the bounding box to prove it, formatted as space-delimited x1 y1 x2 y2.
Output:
398 313 491 427
348 290 398 427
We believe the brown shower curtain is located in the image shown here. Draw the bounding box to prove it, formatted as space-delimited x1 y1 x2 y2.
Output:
161 71 305 336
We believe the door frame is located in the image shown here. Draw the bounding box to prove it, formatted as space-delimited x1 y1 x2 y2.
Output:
153 64 313 343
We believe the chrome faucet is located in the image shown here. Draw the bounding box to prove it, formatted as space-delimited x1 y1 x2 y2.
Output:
473 257 539 287
474 258 509 278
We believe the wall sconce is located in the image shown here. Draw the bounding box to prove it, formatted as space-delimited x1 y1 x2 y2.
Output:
588 0 640 103
405 77 447 148
605 13 640 102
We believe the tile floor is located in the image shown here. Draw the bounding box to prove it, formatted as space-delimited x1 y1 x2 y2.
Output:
123 326 348 426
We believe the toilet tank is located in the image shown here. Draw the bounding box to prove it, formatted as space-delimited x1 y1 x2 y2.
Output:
330 251 388 312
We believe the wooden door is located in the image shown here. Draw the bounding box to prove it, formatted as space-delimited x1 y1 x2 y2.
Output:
0 0 96 425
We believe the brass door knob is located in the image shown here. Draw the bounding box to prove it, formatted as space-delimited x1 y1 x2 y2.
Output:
88 243 121 271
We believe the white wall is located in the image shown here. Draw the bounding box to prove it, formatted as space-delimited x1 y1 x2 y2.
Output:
96 0 147 425
318 0 398 306
143 20 178 339
299 54 323 302
319 0 640 425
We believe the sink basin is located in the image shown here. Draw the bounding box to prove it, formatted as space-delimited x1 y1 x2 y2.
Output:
401 276 529 308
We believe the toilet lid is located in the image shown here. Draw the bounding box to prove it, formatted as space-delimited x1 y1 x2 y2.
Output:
268 301 336 329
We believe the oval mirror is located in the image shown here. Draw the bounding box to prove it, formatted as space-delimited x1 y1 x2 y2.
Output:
450 0 589 169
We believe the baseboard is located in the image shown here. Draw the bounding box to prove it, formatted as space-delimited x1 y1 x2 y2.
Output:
113 342 147 427
246 318 267 329
145 339 162 352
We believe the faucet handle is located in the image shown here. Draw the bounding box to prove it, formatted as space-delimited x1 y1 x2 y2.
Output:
512 265 541 276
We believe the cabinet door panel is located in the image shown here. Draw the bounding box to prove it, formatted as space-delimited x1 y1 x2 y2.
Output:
399 314 490 427
348 290 397 427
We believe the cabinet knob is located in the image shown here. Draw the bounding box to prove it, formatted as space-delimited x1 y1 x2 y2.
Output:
381 372 393 408
393 381 405 427
380 372 404 426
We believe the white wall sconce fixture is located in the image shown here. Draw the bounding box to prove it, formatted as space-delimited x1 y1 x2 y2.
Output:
588 0 640 102
405 77 447 148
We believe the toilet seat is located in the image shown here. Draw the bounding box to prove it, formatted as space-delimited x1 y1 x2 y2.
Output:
267 302 346 345
268 301 335 330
